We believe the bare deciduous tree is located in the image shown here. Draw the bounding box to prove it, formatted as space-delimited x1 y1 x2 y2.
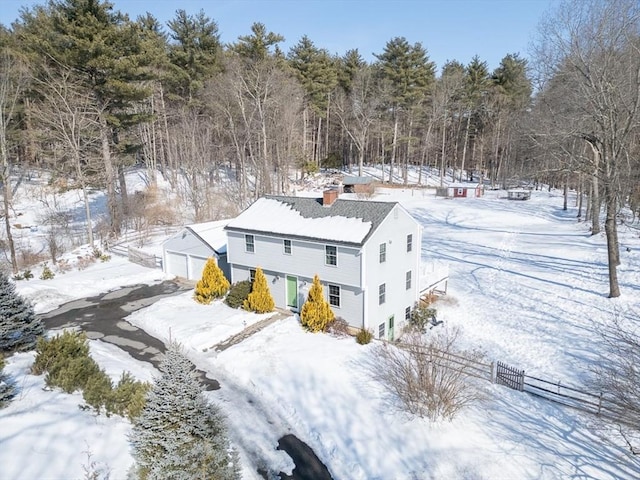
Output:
0 42 28 273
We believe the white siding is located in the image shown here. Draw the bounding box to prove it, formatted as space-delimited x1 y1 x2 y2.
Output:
363 205 421 337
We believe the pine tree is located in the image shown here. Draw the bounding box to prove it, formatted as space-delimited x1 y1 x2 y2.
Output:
300 275 335 333
243 267 274 314
0 271 43 353
194 258 230 304
130 343 240 480
0 355 16 407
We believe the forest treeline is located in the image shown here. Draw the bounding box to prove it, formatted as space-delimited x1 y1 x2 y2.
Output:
0 0 639 297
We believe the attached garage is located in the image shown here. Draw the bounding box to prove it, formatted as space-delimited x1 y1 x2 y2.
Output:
162 219 230 281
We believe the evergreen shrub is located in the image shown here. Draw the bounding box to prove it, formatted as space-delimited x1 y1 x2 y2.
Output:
300 275 335 332
194 258 230 304
0 271 43 353
409 303 438 333
243 267 274 313
0 356 16 407
225 280 251 309
40 263 55 280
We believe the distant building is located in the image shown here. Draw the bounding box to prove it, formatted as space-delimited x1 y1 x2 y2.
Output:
507 189 531 200
445 183 484 198
342 175 374 194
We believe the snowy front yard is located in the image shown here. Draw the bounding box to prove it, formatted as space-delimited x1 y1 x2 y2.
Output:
2 187 640 479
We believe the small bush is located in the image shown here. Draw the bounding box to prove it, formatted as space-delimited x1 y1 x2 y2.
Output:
356 328 373 345
225 280 251 309
56 258 72 273
33 331 99 393
368 328 485 421
109 372 149 420
99 254 111 263
76 254 96 270
12 273 23 281
83 370 113 413
0 356 16 408
40 263 55 280
409 303 438 333
327 317 350 337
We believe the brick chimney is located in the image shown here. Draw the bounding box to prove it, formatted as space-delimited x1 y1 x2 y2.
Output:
323 189 338 206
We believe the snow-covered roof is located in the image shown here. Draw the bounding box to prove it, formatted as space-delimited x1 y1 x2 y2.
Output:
187 219 230 254
343 175 373 185
448 183 482 188
226 196 397 245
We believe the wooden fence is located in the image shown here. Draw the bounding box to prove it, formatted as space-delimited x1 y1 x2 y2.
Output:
394 342 636 427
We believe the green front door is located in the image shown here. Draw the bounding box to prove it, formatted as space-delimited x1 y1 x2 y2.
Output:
286 275 297 308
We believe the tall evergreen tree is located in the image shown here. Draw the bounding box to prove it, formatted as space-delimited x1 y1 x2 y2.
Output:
167 9 220 102
16 0 154 235
0 271 43 353
130 343 239 480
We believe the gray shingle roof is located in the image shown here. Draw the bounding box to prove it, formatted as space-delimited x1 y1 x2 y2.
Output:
227 195 397 246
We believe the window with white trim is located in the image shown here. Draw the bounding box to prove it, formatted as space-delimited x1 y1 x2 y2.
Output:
378 322 385 339
249 269 256 283
405 306 411 321
379 242 386 263
328 284 340 307
378 283 386 305
407 234 413 252
245 234 255 253
325 245 337 266
406 270 412 290
283 239 292 254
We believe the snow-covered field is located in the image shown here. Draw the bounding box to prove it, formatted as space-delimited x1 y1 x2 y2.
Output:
2 176 640 479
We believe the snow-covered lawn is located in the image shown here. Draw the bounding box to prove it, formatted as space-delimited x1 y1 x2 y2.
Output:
2 186 640 479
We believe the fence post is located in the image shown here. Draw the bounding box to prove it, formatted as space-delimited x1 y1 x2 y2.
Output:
519 370 525 392
490 361 496 383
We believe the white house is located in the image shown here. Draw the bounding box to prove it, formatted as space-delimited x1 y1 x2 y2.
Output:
224 190 422 340
162 220 230 281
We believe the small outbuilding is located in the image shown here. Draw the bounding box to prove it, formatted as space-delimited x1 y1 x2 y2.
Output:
342 175 374 194
507 189 531 200
446 183 484 198
162 219 230 281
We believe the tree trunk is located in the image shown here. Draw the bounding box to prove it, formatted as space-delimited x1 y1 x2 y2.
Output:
460 114 471 183
100 120 120 236
389 112 399 184
604 184 620 297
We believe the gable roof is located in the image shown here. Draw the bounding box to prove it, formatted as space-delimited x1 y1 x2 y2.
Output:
225 195 398 246
186 219 230 254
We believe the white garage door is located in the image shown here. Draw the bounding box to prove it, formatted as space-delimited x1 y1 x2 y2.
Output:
189 256 209 281
166 251 188 278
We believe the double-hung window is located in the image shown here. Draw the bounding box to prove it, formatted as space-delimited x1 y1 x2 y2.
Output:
378 283 386 305
325 245 337 266
407 234 413 253
328 284 340 307
406 271 412 290
283 239 292 254
379 243 386 263
405 306 411 321
245 234 255 253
